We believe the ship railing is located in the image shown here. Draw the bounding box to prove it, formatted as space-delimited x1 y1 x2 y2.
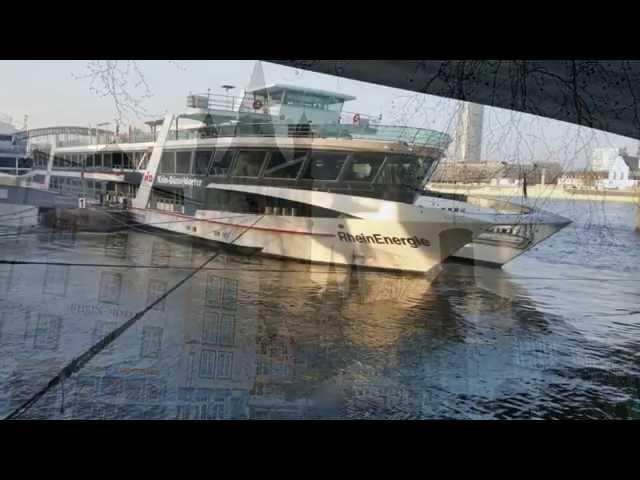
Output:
189 93 383 119
74 120 450 150
187 93 245 112
165 122 451 149
58 132 157 147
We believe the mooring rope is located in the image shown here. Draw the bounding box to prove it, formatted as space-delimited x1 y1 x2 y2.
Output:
3 215 264 420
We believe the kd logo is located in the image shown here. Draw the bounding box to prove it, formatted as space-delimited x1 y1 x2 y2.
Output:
144 172 153 183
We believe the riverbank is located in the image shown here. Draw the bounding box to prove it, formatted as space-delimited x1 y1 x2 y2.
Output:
428 183 640 204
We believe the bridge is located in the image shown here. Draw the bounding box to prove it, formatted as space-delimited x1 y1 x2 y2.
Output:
272 61 640 142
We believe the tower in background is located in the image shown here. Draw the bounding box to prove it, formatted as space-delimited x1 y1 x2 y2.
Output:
454 102 484 163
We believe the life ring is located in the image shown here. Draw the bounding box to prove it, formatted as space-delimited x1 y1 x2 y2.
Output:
353 113 361 124
253 99 263 110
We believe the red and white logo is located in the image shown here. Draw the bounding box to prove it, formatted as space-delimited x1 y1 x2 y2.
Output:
143 172 153 183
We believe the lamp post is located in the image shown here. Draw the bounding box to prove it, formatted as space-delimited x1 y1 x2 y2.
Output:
222 85 236 111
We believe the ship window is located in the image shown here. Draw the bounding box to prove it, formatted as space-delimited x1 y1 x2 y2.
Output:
94 153 103 168
343 152 385 182
232 150 267 178
375 155 435 189
176 151 192 174
195 150 214 175
18 157 32 169
103 153 113 169
122 152 132 169
112 152 122 168
301 151 347 180
283 91 335 111
263 149 306 179
327 99 345 112
160 151 175 174
269 91 283 104
210 150 235 176
0 157 15 168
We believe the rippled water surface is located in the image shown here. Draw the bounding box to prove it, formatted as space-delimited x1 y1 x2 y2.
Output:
0 199 638 419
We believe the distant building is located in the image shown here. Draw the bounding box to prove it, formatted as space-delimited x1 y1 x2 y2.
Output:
490 177 520 187
557 170 608 189
589 147 639 189
431 161 503 184
432 160 561 186
453 102 484 163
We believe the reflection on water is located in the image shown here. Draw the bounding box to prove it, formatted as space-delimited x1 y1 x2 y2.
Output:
0 199 638 419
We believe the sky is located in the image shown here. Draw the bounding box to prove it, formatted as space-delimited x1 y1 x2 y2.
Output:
1 60 638 169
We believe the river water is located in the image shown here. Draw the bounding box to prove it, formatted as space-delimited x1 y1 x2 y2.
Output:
0 199 638 419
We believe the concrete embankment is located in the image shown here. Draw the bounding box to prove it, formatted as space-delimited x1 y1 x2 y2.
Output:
39 207 134 232
428 183 640 204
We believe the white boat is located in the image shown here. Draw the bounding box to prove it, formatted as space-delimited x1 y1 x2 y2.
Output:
38 81 570 272
43 84 500 274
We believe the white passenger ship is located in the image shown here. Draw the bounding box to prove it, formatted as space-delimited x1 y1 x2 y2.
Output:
0 120 40 228
36 81 570 271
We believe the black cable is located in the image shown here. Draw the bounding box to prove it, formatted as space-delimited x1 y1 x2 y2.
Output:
3 214 264 420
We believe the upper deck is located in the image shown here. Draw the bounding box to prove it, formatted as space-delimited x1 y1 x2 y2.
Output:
33 85 454 204
53 118 451 154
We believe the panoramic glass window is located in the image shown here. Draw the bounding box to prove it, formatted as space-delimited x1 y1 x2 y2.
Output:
112 152 122 169
175 151 192 174
122 152 132 169
263 149 306 179
0 157 15 169
209 149 235 176
160 151 175 174
194 150 213 175
232 150 267 177
343 152 386 181
269 90 283 104
300 151 348 180
375 155 434 188
103 152 112 169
